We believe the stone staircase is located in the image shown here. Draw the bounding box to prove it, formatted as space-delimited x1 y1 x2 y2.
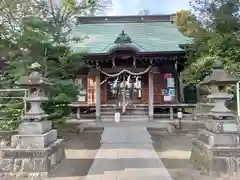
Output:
100 104 149 122
66 104 178 134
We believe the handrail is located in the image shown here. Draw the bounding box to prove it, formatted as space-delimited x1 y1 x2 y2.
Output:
0 88 27 113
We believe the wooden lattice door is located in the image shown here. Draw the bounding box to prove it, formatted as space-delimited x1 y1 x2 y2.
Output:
100 82 107 104
153 74 164 104
142 74 149 104
87 76 96 104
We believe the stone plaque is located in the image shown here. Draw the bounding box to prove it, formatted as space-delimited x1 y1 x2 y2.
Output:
222 123 239 133
18 121 52 134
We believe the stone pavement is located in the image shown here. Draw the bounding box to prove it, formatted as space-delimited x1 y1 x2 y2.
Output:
84 126 173 180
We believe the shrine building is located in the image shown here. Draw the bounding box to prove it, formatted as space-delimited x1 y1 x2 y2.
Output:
69 14 195 121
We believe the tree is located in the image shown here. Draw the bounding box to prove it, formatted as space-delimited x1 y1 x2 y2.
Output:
138 9 150 15
76 0 112 16
190 0 240 28
0 0 109 129
174 10 201 37
179 0 240 86
0 0 39 30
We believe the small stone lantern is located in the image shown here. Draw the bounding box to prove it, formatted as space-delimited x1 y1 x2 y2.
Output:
202 60 240 133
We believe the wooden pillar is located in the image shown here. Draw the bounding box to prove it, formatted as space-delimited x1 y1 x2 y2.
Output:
131 77 134 102
122 74 126 105
148 71 154 120
173 61 183 103
76 107 80 120
95 71 101 121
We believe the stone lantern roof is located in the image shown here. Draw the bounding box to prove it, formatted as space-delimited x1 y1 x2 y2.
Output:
17 62 52 86
203 69 240 85
202 60 240 85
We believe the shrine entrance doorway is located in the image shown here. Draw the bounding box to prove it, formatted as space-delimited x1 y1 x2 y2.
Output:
106 73 144 106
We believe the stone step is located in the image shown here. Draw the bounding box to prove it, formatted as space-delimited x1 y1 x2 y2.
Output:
120 119 149 122
100 111 148 115
100 108 148 112
100 119 149 122
101 115 149 119
104 169 172 180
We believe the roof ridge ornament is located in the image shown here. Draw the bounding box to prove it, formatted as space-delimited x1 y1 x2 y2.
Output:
114 30 132 43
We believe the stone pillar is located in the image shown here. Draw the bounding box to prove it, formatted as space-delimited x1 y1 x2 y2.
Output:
0 62 65 178
95 71 101 121
148 71 154 120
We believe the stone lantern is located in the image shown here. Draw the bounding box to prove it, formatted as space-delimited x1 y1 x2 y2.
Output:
0 62 65 178
190 60 240 177
18 62 51 122
203 61 239 132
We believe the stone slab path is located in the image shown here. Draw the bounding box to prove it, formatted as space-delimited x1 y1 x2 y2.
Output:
84 126 173 180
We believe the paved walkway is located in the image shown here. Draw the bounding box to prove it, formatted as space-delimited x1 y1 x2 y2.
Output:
84 126 173 180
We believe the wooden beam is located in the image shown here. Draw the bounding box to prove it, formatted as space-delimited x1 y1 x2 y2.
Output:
88 69 100 76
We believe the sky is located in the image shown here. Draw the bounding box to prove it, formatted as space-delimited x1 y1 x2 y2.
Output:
106 0 191 15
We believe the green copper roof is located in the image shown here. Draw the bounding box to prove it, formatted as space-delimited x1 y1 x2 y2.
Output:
70 16 191 54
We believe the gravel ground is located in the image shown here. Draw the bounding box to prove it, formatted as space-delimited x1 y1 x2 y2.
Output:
47 132 102 180
150 131 230 180
13 129 233 180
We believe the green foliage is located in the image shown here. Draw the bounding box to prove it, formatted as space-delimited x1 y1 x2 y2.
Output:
174 10 201 37
61 0 77 11
43 100 70 129
0 0 99 130
0 90 26 131
60 0 112 16
182 56 215 85
86 0 112 16
0 102 23 131
177 0 240 87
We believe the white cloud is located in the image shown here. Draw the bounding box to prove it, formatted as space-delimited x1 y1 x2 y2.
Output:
106 0 140 15
106 0 122 15
105 0 189 16
132 0 139 6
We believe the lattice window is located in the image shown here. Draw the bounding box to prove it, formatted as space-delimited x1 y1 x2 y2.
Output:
75 75 87 102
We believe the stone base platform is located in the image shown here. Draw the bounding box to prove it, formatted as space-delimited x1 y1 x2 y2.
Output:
190 129 240 177
11 129 58 149
0 139 65 178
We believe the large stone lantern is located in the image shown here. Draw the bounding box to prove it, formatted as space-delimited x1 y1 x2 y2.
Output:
0 62 65 178
190 60 240 177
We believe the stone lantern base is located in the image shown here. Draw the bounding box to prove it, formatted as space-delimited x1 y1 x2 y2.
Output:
0 121 65 178
190 129 240 177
